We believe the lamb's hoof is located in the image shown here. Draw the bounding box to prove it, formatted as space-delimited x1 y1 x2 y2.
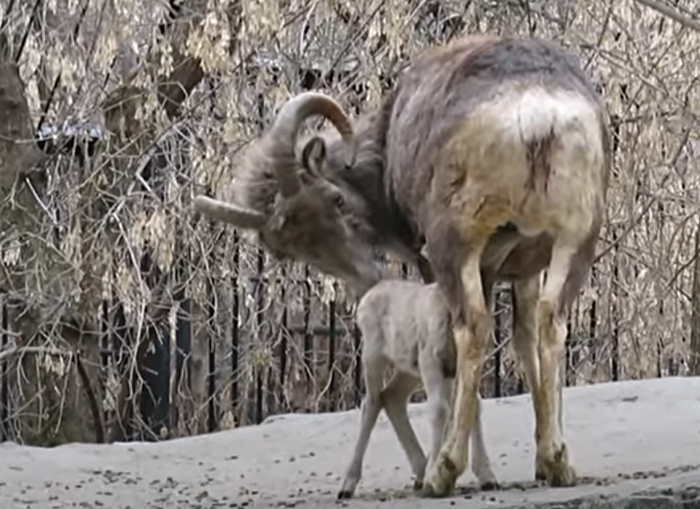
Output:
412 478 424 492
420 455 459 498
535 445 577 487
480 480 500 491
337 489 353 500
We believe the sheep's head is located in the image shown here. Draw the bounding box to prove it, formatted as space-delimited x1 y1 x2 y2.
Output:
194 92 383 294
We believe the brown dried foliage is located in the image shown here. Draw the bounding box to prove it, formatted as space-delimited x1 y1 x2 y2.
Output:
0 0 699 444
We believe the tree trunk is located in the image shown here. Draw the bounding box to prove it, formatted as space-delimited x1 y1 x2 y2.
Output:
0 0 241 443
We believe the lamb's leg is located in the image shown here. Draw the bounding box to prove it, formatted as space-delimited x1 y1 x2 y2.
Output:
422 238 493 497
469 394 499 490
338 361 384 499
419 355 450 473
511 273 543 408
380 372 426 490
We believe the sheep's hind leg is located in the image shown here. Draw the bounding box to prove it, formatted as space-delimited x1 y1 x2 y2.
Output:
512 275 549 478
533 237 584 487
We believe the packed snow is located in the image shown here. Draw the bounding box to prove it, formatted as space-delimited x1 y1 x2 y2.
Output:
1 376 699 508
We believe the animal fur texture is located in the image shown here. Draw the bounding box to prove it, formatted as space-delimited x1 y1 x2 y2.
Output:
194 34 610 497
337 279 498 499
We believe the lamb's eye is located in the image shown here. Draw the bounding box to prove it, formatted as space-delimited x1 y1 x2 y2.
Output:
333 193 345 210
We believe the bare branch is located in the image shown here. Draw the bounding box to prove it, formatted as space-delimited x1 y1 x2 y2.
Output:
633 0 700 33
0 345 72 362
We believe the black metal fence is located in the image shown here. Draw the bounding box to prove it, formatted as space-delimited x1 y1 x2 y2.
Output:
4 220 687 446
0 59 666 446
0 255 522 444
0 263 587 445
0 177 675 445
0 304 9 442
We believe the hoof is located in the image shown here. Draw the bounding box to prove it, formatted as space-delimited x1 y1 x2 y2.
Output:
337 490 353 500
480 480 500 491
420 454 459 498
412 478 424 492
420 483 438 498
535 445 577 487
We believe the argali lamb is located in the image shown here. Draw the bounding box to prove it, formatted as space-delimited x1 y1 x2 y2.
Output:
338 278 498 499
194 34 611 497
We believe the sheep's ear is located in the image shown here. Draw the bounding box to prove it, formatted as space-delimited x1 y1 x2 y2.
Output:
301 136 327 176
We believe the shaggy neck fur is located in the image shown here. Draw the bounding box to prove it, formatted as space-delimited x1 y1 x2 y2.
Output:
325 92 424 263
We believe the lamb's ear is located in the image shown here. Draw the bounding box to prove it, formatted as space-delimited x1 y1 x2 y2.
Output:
301 136 327 176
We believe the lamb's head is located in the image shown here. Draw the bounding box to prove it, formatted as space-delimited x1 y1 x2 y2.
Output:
194 92 383 294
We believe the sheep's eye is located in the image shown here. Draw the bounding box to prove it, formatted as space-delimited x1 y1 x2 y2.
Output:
333 193 345 210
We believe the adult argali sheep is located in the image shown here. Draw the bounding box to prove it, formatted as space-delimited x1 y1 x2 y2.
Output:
194 34 610 496
337 278 499 499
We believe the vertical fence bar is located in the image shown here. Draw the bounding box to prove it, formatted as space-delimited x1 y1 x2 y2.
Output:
203 202 220 432
112 299 133 440
353 322 362 407
161 325 172 437
570 298 581 385
328 295 336 411
231 230 240 417
493 287 502 398
565 317 573 386
303 265 313 381
98 300 109 431
589 267 597 368
175 298 192 429
206 276 217 433
658 290 665 376
279 265 288 410
511 284 526 395
138 248 171 439
100 300 110 369
1 301 9 442
140 324 171 440
172 234 190 431
255 249 265 424
611 234 620 382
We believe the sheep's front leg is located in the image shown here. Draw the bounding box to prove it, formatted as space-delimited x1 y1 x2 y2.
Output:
422 248 492 497
438 381 500 491
338 363 384 499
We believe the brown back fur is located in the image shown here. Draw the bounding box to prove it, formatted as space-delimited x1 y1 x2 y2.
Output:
204 34 610 308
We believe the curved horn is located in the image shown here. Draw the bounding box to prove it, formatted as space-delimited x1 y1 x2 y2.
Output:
193 195 267 230
268 92 354 197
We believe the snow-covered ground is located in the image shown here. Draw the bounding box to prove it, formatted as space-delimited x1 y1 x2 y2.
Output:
1 377 699 508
